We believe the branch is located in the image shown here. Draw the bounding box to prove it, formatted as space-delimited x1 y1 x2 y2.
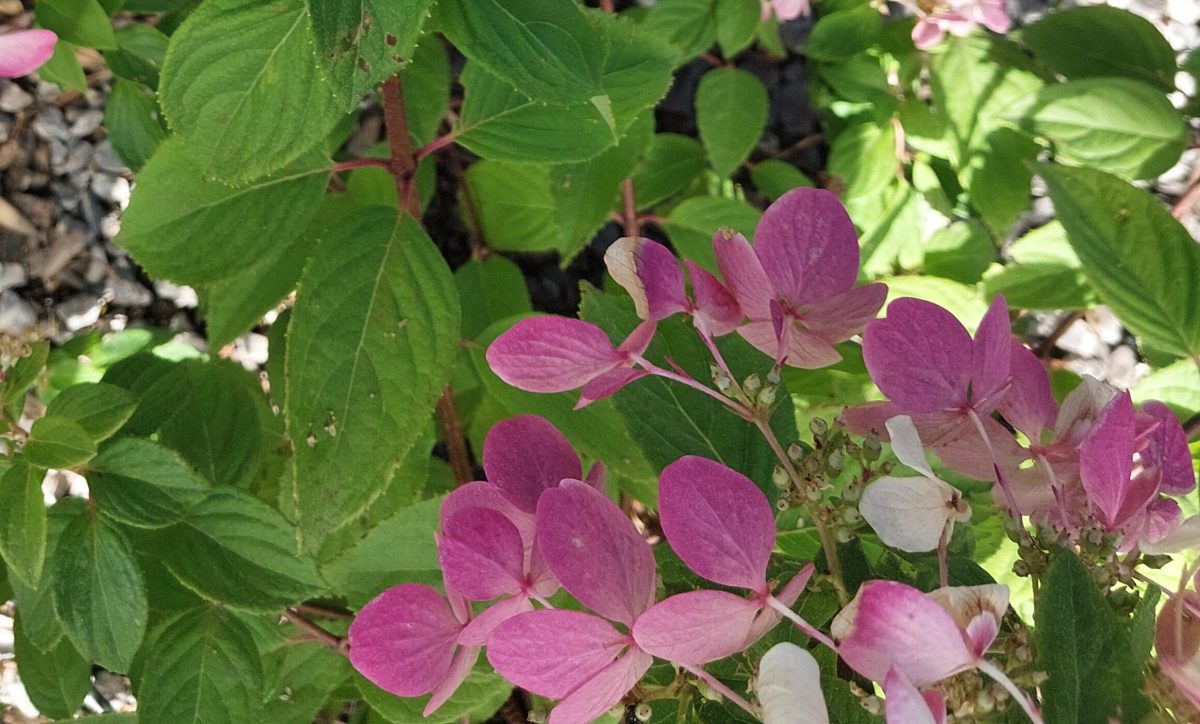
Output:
282 609 347 655
621 179 639 238
437 389 474 486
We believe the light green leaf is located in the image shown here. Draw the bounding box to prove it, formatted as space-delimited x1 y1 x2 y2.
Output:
750 159 814 201
964 127 1038 236
44 382 134 442
983 222 1094 311
639 0 718 61
118 139 329 286
663 196 762 272
1040 164 1200 359
456 258 532 341
828 121 897 199
359 664 513 724
1021 78 1186 179
309 0 436 106
436 0 606 106
88 438 211 529
52 510 147 673
696 67 768 178
156 489 324 611
12 614 91 720
465 161 559 253
1133 359 1200 420
158 0 344 182
36 0 117 49
137 606 264 723
104 78 168 172
402 36 451 147
454 62 619 164
0 460 47 585
715 0 760 58
1022 6 1177 92
881 276 988 331
631 134 706 210
25 417 97 469
922 221 993 285
284 208 460 550
805 5 882 61
33 39 86 92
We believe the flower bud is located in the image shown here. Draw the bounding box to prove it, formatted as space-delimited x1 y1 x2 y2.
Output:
757 385 777 407
842 508 862 525
743 373 762 395
1013 559 1029 577
634 703 652 721
766 369 781 386
861 435 881 461
776 497 791 512
809 417 828 437
826 450 844 474
835 526 854 543
842 481 862 503
787 442 807 462
772 465 791 490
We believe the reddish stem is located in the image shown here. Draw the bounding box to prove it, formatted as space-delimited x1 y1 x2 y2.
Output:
620 178 638 238
332 157 391 173
415 133 458 162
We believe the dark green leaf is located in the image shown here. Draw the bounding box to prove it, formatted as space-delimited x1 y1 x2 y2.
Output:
52 511 148 673
118 139 329 286
309 0 436 106
715 0 760 58
641 0 718 60
1040 164 1200 359
436 0 606 106
456 257 532 341
158 0 344 182
402 36 450 147
103 78 167 172
137 606 264 723
1036 548 1149 723
284 209 460 550
0 460 47 585
1022 6 1177 91
750 159 814 201
806 6 881 62
156 489 324 611
261 643 352 724
695 67 768 177
103 25 168 87
12 614 91 720
44 382 134 442
8 499 83 651
631 134 706 209
25 417 97 469
36 0 118 49
1021 78 1185 179
89 438 211 528
2 340 48 411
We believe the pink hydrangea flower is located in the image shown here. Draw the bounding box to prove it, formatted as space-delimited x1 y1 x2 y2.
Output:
1157 571 1200 710
0 29 57 78
713 188 887 368
761 0 810 21
912 0 1011 50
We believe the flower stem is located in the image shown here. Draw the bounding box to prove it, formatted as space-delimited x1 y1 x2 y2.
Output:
976 658 1043 724
681 664 757 718
634 356 755 419
967 409 1024 526
765 595 837 650
332 157 391 173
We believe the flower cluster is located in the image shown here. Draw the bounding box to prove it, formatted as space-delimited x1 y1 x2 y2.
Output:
908 0 1011 50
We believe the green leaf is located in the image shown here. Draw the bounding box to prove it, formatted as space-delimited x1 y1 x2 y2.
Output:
25 417 97 469
581 290 794 495
828 121 897 199
465 160 559 253
88 438 211 528
454 62 619 164
1036 548 1149 723
0 460 47 585
321 495 442 606
964 127 1038 236
104 78 168 172
44 382 134 442
2 340 48 411
103 25 169 87
750 159 814 201
8 499 82 651
158 0 344 182
1021 78 1186 179
1132 359 1200 419
641 0 718 60
137 606 264 723
118 139 329 286
36 0 118 49
881 276 988 331
52 510 148 673
456 257 532 341
284 208 460 550
12 614 91 720
663 196 762 272
695 67 768 178
359 664 513 724
715 0 760 58
129 359 266 488
402 36 451 147
308 0 436 106
1021 6 1177 92
631 134 706 209
1040 164 1200 359
156 489 324 611
922 221 994 285
32 39 86 92
261 643 352 724
983 222 1094 311
806 6 882 62
436 0 606 106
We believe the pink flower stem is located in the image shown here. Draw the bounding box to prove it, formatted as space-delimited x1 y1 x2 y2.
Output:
967 409 1024 528
1036 453 1072 531
633 356 755 419
414 132 458 161
975 658 1043 724
528 591 556 609
753 416 849 605
680 664 757 717
331 157 391 172
765 595 837 651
